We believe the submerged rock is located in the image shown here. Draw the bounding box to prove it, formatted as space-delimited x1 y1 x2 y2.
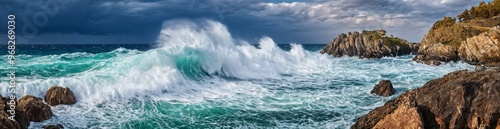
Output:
320 30 419 59
370 80 395 97
352 70 500 129
18 95 53 122
44 86 77 106
43 124 64 129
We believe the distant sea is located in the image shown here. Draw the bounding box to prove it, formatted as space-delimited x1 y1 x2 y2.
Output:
0 20 473 128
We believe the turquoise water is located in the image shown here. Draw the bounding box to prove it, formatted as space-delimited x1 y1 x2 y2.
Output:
0 20 473 129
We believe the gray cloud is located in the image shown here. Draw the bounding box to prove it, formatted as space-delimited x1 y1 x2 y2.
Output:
0 0 484 44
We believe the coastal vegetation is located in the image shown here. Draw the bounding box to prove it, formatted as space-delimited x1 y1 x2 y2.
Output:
457 0 500 22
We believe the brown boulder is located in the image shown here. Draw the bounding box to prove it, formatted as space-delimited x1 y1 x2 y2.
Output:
44 86 77 106
18 95 53 122
0 95 31 129
370 80 395 97
353 70 500 129
0 115 21 129
459 26 500 67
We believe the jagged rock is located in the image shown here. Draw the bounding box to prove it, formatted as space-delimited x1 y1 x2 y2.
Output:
43 124 64 129
320 30 419 59
372 104 424 129
412 18 481 64
352 91 419 128
18 95 53 122
44 86 77 106
414 16 500 65
459 26 500 67
353 70 500 129
370 80 395 97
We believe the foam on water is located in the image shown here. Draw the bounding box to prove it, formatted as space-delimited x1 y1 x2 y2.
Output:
0 20 474 128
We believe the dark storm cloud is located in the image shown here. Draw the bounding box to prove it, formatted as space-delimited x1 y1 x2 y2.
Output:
0 0 484 44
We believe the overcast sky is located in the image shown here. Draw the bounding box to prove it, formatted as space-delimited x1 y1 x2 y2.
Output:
0 0 487 44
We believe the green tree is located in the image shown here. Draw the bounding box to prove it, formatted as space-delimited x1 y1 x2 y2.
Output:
432 16 456 30
470 6 478 19
457 9 471 21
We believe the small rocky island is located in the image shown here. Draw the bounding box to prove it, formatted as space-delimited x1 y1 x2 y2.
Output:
320 29 419 59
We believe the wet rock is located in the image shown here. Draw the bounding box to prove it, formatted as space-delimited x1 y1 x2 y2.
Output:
0 94 31 129
18 95 53 122
0 115 21 129
370 80 395 97
43 124 64 129
353 70 500 129
44 86 77 106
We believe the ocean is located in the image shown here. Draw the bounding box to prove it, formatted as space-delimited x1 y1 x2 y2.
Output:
0 21 473 129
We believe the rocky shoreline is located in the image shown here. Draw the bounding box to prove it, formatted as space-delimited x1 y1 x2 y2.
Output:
353 69 500 129
1 86 76 129
413 16 500 66
336 3 500 128
318 2 500 128
350 27 500 128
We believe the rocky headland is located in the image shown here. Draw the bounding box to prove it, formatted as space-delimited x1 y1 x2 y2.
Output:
320 29 419 59
414 15 500 66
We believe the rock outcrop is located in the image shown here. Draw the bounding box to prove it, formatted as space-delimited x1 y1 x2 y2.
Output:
45 86 77 106
414 16 500 66
413 23 479 64
17 95 53 122
370 80 395 97
352 70 500 129
459 26 500 67
320 30 419 59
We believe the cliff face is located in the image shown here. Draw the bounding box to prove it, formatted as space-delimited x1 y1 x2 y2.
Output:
459 26 500 67
414 16 500 65
352 70 500 129
320 30 419 59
